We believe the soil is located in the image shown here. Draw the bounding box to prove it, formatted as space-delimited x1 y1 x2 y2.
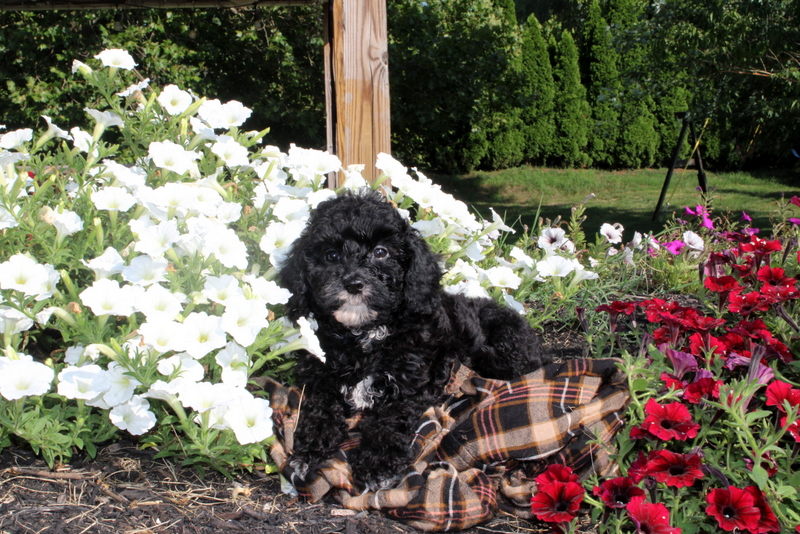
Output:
0 323 593 534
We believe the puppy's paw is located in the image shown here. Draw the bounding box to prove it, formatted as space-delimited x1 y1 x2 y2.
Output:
349 446 407 491
288 456 310 481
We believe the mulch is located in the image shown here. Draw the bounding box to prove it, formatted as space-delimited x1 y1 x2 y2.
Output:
0 321 597 534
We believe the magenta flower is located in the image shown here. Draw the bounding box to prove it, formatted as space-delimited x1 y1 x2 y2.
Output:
663 240 686 255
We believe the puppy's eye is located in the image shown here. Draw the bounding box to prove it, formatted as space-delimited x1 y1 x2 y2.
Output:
372 246 389 260
324 249 340 263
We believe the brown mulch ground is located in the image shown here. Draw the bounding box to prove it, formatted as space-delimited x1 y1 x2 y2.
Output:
0 323 594 534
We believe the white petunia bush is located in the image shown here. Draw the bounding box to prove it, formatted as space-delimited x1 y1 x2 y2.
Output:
0 50 643 473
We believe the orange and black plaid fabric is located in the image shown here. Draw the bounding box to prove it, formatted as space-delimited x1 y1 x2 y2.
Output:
263 358 629 531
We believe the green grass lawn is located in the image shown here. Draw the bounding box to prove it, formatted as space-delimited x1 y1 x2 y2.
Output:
430 166 800 240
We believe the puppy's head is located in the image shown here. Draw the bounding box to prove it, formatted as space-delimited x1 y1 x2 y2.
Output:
278 189 441 331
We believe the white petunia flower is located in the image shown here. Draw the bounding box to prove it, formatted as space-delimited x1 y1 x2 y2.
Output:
178 381 236 414
259 220 306 268
91 186 137 212
103 362 141 407
296 316 325 362
116 78 150 97
41 115 71 141
0 128 33 150
138 319 186 354
412 217 446 238
221 296 269 347
157 352 205 382
198 99 252 129
0 254 54 297
272 196 310 223
538 227 567 251
57 364 111 400
0 357 54 400
200 227 249 269
683 230 704 251
79 278 138 317
81 247 125 280
148 141 201 176
121 256 169 286
69 127 97 156
109 396 157 435
44 207 83 241
94 48 137 70
535 255 576 278
223 391 273 444
202 275 243 306
157 84 193 115
85 108 124 129
136 284 186 320
445 279 491 299
305 188 337 209
71 59 93 75
215 341 250 388
215 202 242 224
242 275 291 306
599 223 624 244
0 306 34 335
181 312 227 359
0 206 20 230
211 137 250 167
481 266 522 289
133 219 180 258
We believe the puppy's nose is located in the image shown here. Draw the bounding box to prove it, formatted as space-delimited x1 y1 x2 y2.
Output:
344 276 365 294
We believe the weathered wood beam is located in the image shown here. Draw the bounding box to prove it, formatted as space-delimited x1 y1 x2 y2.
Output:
325 0 390 184
0 0 314 9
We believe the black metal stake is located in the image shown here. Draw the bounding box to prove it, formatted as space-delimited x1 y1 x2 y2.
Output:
690 120 708 194
653 115 691 221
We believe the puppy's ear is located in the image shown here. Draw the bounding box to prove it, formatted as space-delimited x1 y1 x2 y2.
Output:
403 228 442 316
278 238 313 321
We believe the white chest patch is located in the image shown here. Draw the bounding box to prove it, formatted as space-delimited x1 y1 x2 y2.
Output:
342 375 377 411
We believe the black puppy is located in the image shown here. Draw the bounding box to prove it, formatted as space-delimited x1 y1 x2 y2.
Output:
278 189 548 489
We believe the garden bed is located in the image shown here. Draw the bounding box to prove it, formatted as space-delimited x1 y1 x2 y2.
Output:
0 326 590 534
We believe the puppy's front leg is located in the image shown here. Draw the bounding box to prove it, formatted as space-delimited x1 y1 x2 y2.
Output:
349 397 430 490
290 390 348 479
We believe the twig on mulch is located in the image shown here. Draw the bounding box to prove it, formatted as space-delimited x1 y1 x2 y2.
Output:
5 467 98 481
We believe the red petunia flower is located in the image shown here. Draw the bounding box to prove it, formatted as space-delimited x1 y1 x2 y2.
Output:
779 414 800 442
744 452 778 478
728 291 773 316
744 486 780 534
683 377 722 405
626 496 681 534
704 275 744 312
740 237 782 256
640 398 700 441
645 450 704 488
593 477 645 509
756 266 794 286
765 380 800 413
705 486 761 532
530 480 584 523
535 464 579 486
626 451 649 484
596 301 637 333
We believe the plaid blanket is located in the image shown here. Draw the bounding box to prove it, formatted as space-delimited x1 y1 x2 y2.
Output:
263 358 629 531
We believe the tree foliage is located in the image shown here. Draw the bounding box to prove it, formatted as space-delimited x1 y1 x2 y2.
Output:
520 14 556 165
1 0 798 173
551 30 592 167
0 7 325 149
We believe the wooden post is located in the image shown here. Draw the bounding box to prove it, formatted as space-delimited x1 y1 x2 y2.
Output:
324 0 391 185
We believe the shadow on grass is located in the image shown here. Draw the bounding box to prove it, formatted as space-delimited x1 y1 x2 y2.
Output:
431 172 775 241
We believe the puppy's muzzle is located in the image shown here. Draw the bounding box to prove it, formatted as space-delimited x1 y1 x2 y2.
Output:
343 274 365 295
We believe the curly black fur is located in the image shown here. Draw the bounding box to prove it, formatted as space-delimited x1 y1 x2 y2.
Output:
278 189 549 489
